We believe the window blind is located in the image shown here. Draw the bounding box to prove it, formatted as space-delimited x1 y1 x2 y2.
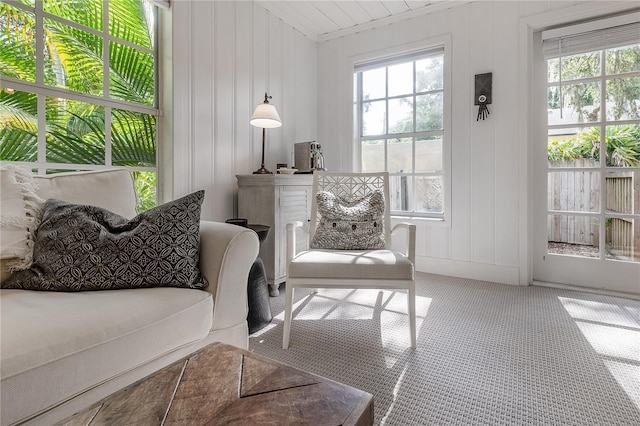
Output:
542 13 640 59
354 46 444 72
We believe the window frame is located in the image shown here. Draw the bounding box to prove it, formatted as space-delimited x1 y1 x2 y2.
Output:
0 0 159 178
351 36 451 224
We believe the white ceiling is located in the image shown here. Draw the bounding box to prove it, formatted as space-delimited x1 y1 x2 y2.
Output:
256 1 471 42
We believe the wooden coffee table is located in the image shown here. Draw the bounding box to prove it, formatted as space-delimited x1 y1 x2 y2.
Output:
60 342 373 425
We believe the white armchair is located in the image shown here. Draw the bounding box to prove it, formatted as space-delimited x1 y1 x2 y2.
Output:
282 171 416 349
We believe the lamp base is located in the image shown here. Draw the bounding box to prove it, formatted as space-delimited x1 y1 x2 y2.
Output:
253 167 273 175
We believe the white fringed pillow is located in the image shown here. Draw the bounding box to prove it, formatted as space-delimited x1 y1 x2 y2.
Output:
0 166 43 272
310 190 385 250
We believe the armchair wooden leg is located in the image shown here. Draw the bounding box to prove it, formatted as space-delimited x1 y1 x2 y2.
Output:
408 282 416 349
282 284 294 349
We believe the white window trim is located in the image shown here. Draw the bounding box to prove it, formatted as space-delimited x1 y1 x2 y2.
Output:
348 35 452 226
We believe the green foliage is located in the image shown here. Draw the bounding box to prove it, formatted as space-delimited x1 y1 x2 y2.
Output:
606 125 640 166
547 125 640 166
547 46 640 167
547 138 581 163
0 0 157 209
133 171 156 212
549 45 640 121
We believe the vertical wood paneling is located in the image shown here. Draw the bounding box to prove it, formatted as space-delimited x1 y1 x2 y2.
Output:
280 23 295 164
430 227 450 259
336 39 351 171
171 0 194 199
267 13 284 171
212 1 235 220
449 4 472 262
252 5 268 173
191 1 216 218
494 0 520 268
416 225 429 257
292 35 317 149
234 1 254 180
317 39 342 171
469 1 495 265
172 1 317 221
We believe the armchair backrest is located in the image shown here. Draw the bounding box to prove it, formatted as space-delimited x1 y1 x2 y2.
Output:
310 171 391 248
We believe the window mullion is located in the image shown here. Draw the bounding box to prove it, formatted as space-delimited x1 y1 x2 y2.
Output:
599 49 607 260
385 67 389 171
105 106 112 167
35 1 44 85
36 94 46 175
358 72 363 139
35 1 45 174
103 1 111 167
357 72 363 171
0 77 157 115
103 1 110 100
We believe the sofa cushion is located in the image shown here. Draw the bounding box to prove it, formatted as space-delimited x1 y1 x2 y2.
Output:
33 169 138 219
0 287 213 425
3 191 207 291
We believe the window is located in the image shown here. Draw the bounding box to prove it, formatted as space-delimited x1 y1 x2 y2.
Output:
355 47 447 219
543 17 640 262
0 0 159 210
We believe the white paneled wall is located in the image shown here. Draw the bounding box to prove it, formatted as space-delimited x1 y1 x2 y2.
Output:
168 0 613 285
171 1 317 221
316 1 585 285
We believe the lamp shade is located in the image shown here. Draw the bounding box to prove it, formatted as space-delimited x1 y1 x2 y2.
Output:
250 103 282 128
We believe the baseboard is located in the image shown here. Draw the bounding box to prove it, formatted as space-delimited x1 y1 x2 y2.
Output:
415 256 521 286
533 280 640 301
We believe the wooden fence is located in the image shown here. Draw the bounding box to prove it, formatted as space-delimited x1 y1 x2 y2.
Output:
547 162 638 261
547 159 599 245
605 173 638 260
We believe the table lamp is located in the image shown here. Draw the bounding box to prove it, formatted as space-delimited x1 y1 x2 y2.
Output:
250 92 281 174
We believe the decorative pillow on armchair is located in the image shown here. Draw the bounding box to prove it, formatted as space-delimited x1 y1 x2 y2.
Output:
2 191 208 291
310 190 385 250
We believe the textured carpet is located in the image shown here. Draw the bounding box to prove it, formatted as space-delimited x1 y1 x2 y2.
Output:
249 272 640 425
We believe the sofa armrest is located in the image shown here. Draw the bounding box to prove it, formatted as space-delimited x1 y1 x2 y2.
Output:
198 221 259 331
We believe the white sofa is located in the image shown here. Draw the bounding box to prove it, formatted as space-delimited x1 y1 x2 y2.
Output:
0 169 259 425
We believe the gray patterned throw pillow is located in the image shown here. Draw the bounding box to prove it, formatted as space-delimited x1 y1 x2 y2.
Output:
2 191 208 291
310 190 385 250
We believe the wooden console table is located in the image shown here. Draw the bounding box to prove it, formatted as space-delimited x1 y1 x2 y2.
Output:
237 174 313 296
60 342 374 425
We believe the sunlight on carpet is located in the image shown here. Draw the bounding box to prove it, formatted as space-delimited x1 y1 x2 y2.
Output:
559 296 640 410
249 273 640 425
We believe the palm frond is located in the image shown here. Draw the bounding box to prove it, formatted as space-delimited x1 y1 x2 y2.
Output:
0 127 37 162
111 109 156 167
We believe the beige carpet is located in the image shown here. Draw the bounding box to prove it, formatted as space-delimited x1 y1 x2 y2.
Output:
249 272 640 425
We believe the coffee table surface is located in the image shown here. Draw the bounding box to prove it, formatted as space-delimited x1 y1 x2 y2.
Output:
60 342 373 425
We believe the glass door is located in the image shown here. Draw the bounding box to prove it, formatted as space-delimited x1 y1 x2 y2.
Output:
534 34 640 295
